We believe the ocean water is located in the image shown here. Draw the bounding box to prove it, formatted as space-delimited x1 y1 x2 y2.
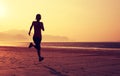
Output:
1 42 120 50
41 42 120 50
42 42 120 48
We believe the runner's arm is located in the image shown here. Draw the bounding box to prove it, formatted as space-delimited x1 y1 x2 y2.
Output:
41 22 45 31
28 22 34 36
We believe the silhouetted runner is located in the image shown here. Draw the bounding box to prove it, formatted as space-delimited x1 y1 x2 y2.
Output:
28 14 45 62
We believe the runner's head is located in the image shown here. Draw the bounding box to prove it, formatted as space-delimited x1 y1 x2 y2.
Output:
36 14 41 21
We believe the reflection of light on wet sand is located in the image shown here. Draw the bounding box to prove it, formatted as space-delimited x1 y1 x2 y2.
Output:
42 46 120 51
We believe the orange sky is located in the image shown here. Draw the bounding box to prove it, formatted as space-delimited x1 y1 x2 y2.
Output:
0 0 120 42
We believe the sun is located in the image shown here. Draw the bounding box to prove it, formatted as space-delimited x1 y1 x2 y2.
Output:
0 4 6 17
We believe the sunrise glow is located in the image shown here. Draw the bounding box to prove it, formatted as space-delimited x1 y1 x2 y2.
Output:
0 3 6 17
0 0 120 42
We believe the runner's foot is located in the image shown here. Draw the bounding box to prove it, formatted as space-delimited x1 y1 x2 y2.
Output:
28 42 33 48
39 57 44 62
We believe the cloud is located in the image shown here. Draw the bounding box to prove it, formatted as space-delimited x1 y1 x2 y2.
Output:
0 31 29 41
0 30 69 42
43 35 69 42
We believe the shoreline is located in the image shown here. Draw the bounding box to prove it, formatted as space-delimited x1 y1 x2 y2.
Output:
0 45 120 51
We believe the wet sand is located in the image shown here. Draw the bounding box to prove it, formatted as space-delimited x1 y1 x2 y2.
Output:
0 46 120 76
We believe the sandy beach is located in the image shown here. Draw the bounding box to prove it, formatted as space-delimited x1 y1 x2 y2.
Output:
0 46 120 76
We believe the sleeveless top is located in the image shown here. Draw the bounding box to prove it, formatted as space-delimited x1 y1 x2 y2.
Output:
32 21 43 38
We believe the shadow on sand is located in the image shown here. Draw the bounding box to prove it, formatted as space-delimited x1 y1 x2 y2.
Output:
43 65 68 76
